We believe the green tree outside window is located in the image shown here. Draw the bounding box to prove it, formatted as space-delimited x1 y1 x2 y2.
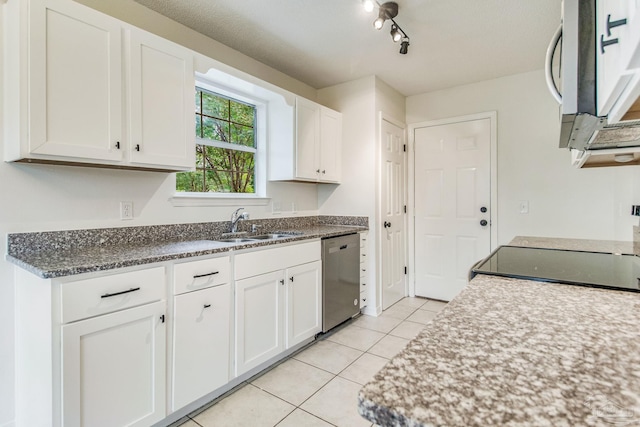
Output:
176 89 257 193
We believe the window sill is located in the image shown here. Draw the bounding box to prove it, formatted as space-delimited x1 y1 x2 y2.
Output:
171 193 271 207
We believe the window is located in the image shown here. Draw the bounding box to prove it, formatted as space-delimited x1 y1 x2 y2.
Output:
176 89 257 194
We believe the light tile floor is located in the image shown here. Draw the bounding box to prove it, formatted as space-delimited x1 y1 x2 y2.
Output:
178 297 448 427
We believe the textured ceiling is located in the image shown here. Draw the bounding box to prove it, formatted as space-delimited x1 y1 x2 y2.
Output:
133 0 561 97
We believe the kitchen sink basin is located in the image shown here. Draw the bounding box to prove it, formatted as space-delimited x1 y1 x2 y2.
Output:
214 232 299 243
215 238 256 243
250 233 296 240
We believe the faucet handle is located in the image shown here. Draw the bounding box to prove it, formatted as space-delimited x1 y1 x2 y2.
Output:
240 212 250 220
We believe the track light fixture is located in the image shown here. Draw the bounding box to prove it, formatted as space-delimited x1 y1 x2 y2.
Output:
365 1 411 55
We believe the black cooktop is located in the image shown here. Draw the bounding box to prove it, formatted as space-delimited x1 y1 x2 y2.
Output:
472 245 640 293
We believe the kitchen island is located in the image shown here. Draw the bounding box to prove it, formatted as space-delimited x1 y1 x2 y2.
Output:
358 267 640 426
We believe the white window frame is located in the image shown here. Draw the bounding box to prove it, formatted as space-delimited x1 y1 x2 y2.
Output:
172 74 269 207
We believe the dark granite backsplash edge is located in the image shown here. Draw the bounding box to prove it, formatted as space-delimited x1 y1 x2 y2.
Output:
7 215 368 256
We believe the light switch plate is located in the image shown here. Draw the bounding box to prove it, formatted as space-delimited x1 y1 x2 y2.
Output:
519 201 529 214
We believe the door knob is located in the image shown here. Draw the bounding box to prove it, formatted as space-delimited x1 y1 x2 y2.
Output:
480 219 488 227
480 207 487 213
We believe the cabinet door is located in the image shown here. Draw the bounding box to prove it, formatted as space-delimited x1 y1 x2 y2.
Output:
235 271 284 376
172 284 231 411
608 0 640 123
319 107 342 183
597 0 634 116
286 260 322 348
295 97 320 181
128 28 195 170
29 0 124 162
61 301 166 427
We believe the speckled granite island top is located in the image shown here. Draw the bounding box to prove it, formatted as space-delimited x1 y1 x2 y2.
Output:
6 216 367 279
358 275 640 426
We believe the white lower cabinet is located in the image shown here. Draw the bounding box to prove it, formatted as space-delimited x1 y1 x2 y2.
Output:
234 241 322 376
172 283 231 411
14 265 167 427
61 301 166 427
286 261 322 348
14 240 326 426
235 271 285 375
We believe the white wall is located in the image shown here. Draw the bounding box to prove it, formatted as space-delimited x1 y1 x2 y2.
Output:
407 70 638 245
0 1 320 424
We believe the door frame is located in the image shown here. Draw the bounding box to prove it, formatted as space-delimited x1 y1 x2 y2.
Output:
407 111 498 297
376 112 408 314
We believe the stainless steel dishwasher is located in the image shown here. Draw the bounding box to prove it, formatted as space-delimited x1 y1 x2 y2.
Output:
322 233 360 332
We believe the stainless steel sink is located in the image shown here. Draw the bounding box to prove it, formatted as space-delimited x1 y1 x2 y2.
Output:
250 233 296 240
214 232 299 243
215 238 256 243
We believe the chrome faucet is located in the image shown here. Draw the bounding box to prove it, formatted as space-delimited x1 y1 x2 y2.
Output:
230 208 249 233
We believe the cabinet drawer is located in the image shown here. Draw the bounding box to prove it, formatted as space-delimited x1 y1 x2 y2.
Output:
360 232 368 248
61 267 165 323
173 256 230 295
360 280 367 293
235 241 320 280
360 291 368 309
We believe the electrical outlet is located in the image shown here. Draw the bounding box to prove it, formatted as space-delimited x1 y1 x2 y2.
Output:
272 201 281 215
120 201 133 220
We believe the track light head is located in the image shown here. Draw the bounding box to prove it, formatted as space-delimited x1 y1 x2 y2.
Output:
362 0 375 12
373 1 398 29
399 38 410 54
390 24 402 42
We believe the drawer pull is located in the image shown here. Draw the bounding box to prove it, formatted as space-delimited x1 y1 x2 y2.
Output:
101 287 140 299
193 271 219 279
204 304 211 309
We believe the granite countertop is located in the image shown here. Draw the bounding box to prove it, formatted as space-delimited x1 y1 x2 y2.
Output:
509 235 636 255
7 224 365 279
358 236 640 426
359 275 640 426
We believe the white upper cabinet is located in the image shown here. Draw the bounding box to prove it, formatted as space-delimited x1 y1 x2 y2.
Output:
4 0 195 171
295 97 321 181
319 106 342 183
269 97 342 183
128 29 195 169
597 0 640 122
25 0 124 162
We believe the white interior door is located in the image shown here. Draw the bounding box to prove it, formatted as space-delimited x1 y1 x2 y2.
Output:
413 117 492 301
380 118 407 310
